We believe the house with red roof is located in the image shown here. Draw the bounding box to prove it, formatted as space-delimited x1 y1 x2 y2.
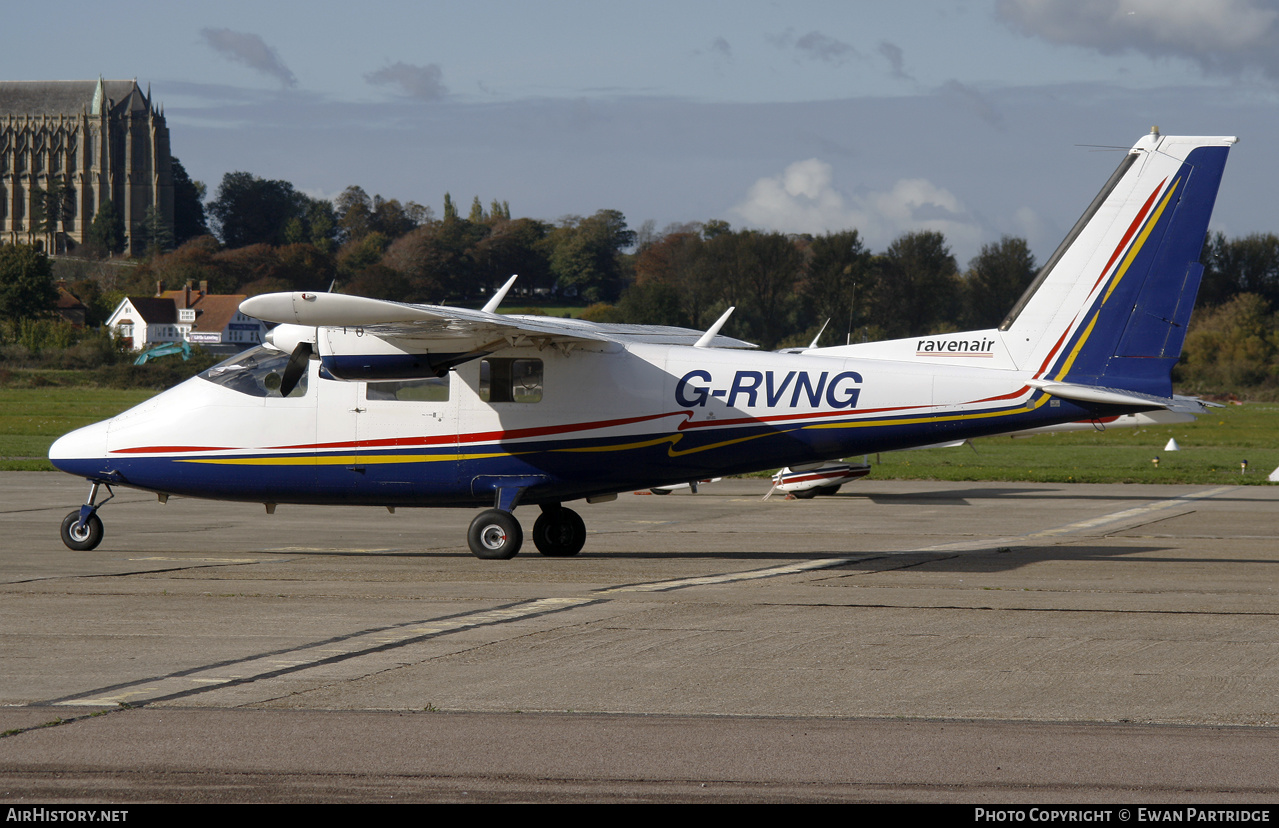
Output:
105 280 266 352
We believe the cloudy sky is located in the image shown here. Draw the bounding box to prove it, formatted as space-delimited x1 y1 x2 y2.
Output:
7 0 1278 265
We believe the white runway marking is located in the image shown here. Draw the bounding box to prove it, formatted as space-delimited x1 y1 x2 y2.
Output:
49 487 1234 707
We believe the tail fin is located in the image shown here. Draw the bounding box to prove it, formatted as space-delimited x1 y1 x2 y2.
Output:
1004 131 1235 397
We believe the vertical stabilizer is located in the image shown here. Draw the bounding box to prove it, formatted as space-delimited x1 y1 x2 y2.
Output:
1003 132 1235 397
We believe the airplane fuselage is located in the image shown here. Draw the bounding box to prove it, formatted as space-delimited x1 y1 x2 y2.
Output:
51 342 1113 509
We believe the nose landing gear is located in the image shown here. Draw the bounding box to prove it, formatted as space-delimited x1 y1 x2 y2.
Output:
60 481 112 551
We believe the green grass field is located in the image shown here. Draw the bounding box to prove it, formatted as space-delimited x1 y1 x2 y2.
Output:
3 385 1276 484
864 403 1279 485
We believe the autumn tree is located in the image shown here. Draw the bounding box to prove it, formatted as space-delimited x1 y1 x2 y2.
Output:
1179 293 1279 391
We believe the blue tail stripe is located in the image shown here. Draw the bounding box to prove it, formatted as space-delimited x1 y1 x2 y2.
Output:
1054 145 1230 396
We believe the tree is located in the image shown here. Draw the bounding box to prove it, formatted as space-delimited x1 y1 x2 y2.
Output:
335 186 374 243
629 230 708 327
722 231 803 349
85 201 125 257
141 205 176 255
871 231 961 339
171 157 210 245
547 209 636 302
207 172 309 248
801 231 871 346
31 177 76 254
1179 293 1279 391
472 217 552 296
382 219 482 302
964 236 1037 329
1200 232 1279 311
337 231 392 280
0 243 57 320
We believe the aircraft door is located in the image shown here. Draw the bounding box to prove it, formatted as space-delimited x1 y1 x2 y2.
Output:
356 374 460 497
313 372 362 490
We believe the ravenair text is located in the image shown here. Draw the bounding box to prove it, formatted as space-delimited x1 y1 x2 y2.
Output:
917 337 995 356
676 369 863 410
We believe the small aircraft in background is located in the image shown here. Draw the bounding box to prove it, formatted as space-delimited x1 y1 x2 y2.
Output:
767 395 1218 498
766 462 871 499
50 130 1236 559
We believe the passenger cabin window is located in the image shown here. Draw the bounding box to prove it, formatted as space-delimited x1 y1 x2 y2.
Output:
366 377 450 402
199 346 309 398
479 358 542 403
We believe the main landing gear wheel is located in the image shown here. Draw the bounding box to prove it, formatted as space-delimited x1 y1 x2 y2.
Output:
60 511 103 551
467 509 523 559
532 507 586 557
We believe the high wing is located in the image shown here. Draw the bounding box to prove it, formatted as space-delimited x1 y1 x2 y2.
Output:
239 291 757 350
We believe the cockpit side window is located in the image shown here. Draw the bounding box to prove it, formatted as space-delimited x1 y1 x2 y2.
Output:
198 346 310 398
479 358 542 403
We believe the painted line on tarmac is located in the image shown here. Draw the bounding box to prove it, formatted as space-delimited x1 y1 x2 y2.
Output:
45 487 1235 707
602 486 1239 592
1018 485 1236 540
48 596 599 707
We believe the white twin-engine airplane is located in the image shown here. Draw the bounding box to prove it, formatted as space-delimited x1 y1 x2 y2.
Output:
50 131 1235 559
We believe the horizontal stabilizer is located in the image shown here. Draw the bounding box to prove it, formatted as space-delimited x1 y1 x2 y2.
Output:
1028 379 1171 409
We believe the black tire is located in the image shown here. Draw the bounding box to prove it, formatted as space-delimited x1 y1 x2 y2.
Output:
792 488 819 499
816 484 842 496
60 510 103 551
532 507 587 557
467 509 523 559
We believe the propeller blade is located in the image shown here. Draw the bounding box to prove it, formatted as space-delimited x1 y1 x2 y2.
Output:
279 342 312 397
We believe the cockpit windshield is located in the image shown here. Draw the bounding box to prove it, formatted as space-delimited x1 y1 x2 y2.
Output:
198 345 309 398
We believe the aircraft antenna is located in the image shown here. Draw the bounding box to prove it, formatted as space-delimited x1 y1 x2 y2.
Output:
482 274 519 314
695 306 736 348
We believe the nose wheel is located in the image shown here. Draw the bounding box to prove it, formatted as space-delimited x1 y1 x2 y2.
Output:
60 511 104 551
60 481 112 551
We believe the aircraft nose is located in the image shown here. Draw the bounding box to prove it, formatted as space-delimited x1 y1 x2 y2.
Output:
49 419 111 475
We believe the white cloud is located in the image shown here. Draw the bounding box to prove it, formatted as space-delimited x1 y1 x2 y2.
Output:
729 159 981 253
997 0 1279 82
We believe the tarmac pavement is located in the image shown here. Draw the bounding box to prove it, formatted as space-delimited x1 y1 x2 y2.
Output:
2 472 1277 802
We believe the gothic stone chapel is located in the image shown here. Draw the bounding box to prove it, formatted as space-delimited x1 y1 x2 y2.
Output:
0 78 173 255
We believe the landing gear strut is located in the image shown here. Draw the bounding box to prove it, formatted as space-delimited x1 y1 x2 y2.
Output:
60 481 112 551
